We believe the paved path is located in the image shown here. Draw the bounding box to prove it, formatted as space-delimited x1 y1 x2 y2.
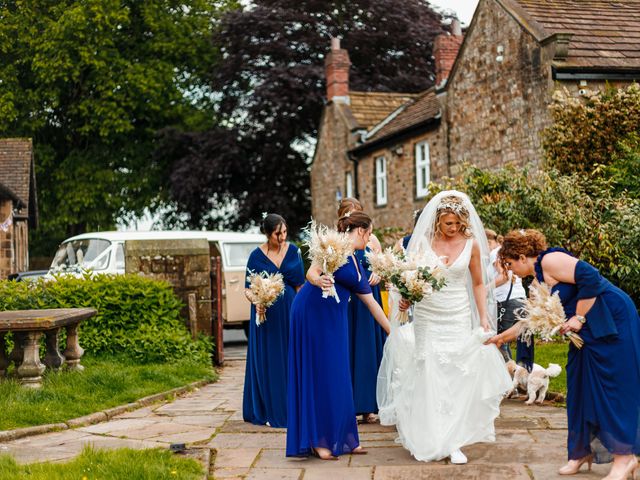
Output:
0 332 611 479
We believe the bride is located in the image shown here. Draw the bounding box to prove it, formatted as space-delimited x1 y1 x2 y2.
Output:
377 190 511 464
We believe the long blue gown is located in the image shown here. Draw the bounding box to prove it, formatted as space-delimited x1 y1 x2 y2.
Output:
243 243 305 428
286 255 372 457
348 248 387 415
536 248 640 462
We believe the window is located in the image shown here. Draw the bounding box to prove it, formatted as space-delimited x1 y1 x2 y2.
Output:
345 172 353 198
415 141 430 198
375 156 387 205
223 242 262 267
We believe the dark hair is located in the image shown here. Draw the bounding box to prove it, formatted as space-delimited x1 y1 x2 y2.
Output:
499 229 548 261
260 213 287 236
337 197 363 218
413 208 423 227
337 211 372 233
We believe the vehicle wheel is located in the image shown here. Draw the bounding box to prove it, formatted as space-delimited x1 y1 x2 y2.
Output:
242 321 250 340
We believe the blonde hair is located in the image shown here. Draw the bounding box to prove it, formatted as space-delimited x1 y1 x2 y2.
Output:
435 195 472 238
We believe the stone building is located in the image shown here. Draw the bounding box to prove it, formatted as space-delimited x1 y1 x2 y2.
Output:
311 0 640 232
0 138 38 279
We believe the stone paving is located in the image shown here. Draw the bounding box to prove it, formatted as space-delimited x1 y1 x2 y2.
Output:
0 336 611 479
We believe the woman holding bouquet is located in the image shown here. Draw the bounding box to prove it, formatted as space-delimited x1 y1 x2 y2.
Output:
286 211 391 460
337 198 387 424
382 191 511 464
243 213 305 428
487 229 640 479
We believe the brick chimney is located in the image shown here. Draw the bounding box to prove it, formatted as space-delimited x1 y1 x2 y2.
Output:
433 19 464 87
325 37 351 103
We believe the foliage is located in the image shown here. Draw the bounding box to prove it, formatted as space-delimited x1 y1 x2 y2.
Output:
0 445 203 480
0 1 237 255
543 83 640 176
430 165 640 302
0 354 214 430
0 275 212 363
159 0 449 235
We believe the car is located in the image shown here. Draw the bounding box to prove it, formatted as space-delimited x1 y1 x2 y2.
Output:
7 270 50 282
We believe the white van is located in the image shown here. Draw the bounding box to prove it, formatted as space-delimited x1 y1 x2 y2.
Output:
48 230 266 329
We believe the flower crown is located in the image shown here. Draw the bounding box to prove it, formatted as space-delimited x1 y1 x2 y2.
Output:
437 201 466 214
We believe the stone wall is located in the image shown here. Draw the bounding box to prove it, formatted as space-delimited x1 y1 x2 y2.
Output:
125 239 212 335
446 0 556 172
0 199 14 279
310 104 356 226
356 125 448 233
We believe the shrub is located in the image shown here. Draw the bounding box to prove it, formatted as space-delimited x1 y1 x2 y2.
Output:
0 274 212 363
430 165 640 302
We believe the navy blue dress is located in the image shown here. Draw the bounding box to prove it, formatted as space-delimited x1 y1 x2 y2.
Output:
243 243 305 428
348 248 387 415
536 248 640 462
286 255 372 457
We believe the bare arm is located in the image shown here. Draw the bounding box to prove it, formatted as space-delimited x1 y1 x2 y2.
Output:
541 252 596 333
368 233 382 254
356 292 391 334
469 240 490 330
306 263 334 290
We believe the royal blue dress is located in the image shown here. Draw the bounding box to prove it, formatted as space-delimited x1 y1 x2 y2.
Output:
348 248 387 415
286 255 372 457
536 248 640 463
243 243 305 428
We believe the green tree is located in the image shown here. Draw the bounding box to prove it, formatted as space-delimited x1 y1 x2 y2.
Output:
0 0 237 255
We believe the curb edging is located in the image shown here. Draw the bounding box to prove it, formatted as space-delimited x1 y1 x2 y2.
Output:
0 379 213 443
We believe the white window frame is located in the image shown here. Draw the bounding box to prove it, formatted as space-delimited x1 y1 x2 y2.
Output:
375 156 387 206
345 171 353 199
415 141 430 198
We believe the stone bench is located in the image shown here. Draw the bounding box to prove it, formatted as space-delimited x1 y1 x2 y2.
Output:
0 308 96 388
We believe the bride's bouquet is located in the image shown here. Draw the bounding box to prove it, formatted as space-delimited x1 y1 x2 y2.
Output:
246 271 285 325
367 249 446 324
304 220 353 303
515 280 584 349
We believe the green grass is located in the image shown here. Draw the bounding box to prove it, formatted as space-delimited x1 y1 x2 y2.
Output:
0 446 203 480
0 354 216 430
511 341 568 394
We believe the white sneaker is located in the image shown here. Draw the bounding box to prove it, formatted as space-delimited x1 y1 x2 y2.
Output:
450 449 467 464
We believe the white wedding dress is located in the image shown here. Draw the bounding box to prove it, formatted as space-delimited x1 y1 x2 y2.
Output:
378 238 512 462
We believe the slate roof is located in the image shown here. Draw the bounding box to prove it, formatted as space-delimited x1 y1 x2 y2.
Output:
502 0 640 70
348 91 417 130
0 138 38 225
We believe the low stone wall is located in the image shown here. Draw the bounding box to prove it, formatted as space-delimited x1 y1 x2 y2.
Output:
125 239 212 335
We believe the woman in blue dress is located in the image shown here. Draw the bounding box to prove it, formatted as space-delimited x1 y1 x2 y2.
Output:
243 213 305 428
488 229 640 480
286 211 391 460
338 198 386 423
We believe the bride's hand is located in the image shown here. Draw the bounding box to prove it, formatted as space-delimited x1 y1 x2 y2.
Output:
480 317 490 332
398 298 411 312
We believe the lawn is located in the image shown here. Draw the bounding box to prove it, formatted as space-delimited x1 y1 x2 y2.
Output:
0 446 203 480
0 354 216 430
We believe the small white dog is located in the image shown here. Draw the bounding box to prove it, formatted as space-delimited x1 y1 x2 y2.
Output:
505 360 562 405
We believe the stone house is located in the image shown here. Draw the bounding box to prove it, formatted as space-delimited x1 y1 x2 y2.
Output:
311 0 640 232
0 139 38 279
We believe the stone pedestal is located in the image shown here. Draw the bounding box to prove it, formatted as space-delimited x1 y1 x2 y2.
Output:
44 328 65 370
63 324 84 372
0 332 8 376
17 331 46 388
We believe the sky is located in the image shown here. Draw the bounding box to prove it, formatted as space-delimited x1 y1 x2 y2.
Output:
428 0 479 26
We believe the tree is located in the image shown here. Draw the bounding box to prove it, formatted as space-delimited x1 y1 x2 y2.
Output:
161 0 448 233
0 0 237 255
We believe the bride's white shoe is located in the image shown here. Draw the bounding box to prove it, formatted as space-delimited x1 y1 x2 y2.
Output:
450 449 467 464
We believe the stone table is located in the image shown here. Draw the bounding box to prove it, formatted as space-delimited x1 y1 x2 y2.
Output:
0 308 96 388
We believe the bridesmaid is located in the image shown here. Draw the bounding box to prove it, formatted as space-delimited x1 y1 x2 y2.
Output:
337 198 386 423
286 211 391 460
243 213 304 428
488 229 640 479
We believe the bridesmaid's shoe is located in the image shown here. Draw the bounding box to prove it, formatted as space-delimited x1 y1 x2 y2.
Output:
603 456 639 480
450 449 467 464
558 454 593 475
352 446 368 455
311 448 339 461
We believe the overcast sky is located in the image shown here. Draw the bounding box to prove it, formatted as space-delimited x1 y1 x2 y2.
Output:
428 0 479 26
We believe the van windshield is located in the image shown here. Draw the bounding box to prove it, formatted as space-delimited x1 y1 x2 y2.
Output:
50 239 112 272
223 242 262 267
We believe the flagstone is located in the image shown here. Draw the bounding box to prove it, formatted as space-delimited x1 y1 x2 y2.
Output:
245 467 303 479
348 445 436 467
373 464 531 479
207 432 286 449
303 466 373 480
214 447 261 468
77 418 158 435
146 427 216 444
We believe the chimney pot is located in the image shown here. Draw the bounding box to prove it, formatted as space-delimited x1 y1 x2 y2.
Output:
331 37 341 50
451 19 462 36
